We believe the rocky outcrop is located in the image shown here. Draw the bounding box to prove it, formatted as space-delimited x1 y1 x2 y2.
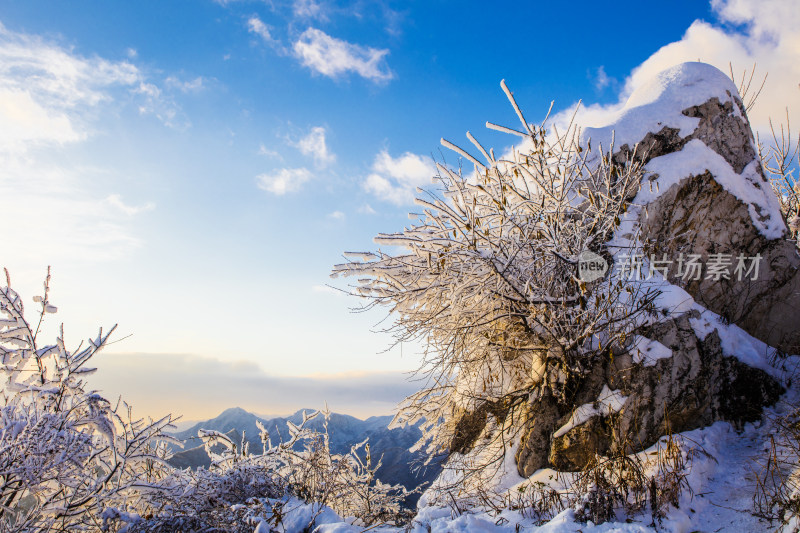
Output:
642 170 800 355
612 86 800 355
516 312 783 475
469 63 796 476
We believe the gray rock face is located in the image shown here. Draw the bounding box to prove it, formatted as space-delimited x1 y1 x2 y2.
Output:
642 171 800 355
623 91 800 355
684 96 757 174
461 64 796 477
516 313 783 476
515 396 560 476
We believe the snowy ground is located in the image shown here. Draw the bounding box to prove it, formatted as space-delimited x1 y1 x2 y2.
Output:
685 422 773 532
304 414 789 533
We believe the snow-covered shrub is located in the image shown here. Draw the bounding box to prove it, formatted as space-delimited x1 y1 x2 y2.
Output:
0 270 407 532
104 407 413 532
214 407 413 527
333 81 659 493
100 463 289 532
0 269 177 532
281 414 414 526
415 416 700 527
570 429 695 527
730 66 800 525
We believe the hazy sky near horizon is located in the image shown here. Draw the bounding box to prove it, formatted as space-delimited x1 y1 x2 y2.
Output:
1 0 797 420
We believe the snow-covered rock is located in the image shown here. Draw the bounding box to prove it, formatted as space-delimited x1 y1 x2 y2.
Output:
512 62 792 475
584 63 799 355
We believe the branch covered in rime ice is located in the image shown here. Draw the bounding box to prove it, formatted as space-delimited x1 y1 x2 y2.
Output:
0 270 413 532
0 268 178 532
333 81 661 490
757 110 800 240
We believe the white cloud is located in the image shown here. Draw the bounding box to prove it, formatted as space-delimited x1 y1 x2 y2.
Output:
0 88 83 149
247 16 289 55
358 204 377 215
256 167 313 195
0 22 140 153
559 0 800 137
292 28 392 82
87 352 418 419
165 75 205 93
0 162 148 267
0 23 189 132
104 194 156 216
258 143 282 159
292 125 335 167
0 23 157 268
328 210 345 220
293 0 326 19
362 149 436 205
592 66 613 91
247 16 277 44
134 81 189 129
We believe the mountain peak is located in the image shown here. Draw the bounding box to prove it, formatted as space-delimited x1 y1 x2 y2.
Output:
218 406 251 417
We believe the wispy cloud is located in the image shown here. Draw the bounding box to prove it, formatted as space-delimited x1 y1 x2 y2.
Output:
165 75 205 93
0 22 158 268
0 21 192 134
258 143 283 159
293 0 327 20
291 125 335 167
292 28 392 83
104 194 156 216
591 65 614 91
247 16 277 44
363 149 436 205
0 87 84 150
134 81 189 129
0 161 149 268
0 22 139 154
256 167 313 195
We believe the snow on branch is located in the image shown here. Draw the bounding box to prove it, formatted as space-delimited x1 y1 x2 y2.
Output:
0 269 178 532
333 81 661 492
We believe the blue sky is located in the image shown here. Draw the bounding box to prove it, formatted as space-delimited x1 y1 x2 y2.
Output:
1 0 797 420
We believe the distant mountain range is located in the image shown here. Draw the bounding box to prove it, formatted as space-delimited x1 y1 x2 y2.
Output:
166 407 442 507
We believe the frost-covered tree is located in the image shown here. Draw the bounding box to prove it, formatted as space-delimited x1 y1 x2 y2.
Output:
333 82 659 489
0 269 177 532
